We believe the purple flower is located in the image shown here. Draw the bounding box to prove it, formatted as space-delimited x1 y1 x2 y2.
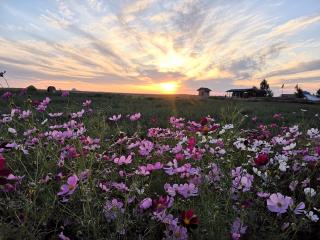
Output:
139 198 152 209
294 202 305 215
231 218 247 240
267 193 293 214
58 231 70 240
164 183 198 198
139 140 154 156
61 91 69 97
164 223 188 240
58 175 79 196
103 198 124 222
1 91 12 100
231 167 254 192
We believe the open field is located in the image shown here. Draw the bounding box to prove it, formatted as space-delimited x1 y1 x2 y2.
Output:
1 89 319 129
0 89 320 239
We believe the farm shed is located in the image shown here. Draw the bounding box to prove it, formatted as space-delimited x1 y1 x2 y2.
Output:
197 87 211 97
226 88 267 98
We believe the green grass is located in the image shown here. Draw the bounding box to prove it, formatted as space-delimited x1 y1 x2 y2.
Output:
1 89 319 129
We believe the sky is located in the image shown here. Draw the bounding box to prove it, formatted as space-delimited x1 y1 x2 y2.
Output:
0 0 320 95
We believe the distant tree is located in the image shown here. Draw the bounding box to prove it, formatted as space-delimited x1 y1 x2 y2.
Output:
317 89 320 97
295 85 304 98
47 86 56 93
27 85 37 93
260 79 273 97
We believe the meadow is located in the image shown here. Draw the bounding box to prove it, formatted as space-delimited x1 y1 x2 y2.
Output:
0 89 320 239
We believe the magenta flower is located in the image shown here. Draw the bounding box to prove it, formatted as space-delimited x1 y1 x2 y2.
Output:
139 140 154 156
139 198 152 209
267 193 293 214
152 196 174 213
58 175 79 196
61 91 69 97
129 112 141 121
113 155 132 165
1 91 12 100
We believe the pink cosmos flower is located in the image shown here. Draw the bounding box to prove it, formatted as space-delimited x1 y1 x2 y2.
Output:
109 114 121 121
36 97 51 112
187 137 196 151
139 198 152 209
164 183 198 198
129 112 141 121
113 155 132 165
139 140 154 156
58 175 79 196
82 99 92 107
267 193 293 214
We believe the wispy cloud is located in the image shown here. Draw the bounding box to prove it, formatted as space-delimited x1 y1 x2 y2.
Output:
0 0 319 95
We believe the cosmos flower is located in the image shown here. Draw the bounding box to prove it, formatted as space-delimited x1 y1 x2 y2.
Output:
113 155 133 165
139 198 152 209
82 99 91 107
57 175 79 196
267 193 293 214
180 209 199 230
231 218 247 240
304 188 316 197
294 202 305 215
254 153 269 166
109 114 121 121
305 211 319 222
61 91 69 97
129 112 141 121
152 196 173 213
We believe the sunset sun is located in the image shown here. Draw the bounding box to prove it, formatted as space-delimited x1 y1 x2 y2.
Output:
160 82 178 94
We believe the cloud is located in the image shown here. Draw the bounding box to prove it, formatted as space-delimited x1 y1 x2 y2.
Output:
265 59 320 78
0 0 320 94
87 0 106 12
267 15 320 39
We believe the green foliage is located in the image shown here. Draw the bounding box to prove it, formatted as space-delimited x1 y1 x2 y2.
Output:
27 85 37 93
260 79 273 97
295 85 304 98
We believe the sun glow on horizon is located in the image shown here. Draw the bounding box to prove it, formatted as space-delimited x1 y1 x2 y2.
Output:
160 82 178 94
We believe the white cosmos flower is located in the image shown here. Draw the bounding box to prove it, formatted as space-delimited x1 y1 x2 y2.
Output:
8 127 17 134
304 187 316 197
305 211 319 222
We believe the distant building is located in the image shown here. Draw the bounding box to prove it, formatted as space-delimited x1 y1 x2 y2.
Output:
197 87 211 97
281 94 296 98
226 88 266 98
47 86 56 93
